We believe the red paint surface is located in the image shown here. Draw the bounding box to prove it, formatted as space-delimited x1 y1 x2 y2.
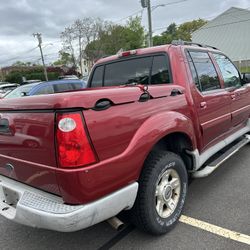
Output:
0 44 250 204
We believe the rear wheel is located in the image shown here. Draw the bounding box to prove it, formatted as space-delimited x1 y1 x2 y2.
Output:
131 151 188 235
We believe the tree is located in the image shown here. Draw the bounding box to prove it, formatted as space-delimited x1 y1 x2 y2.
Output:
61 26 77 68
12 61 33 67
61 17 103 74
53 51 74 66
85 17 145 63
153 19 207 46
177 19 207 41
153 23 178 45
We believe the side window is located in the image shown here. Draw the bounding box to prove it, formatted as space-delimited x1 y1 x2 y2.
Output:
213 54 241 88
151 55 171 84
189 51 220 92
187 52 201 91
71 83 84 90
53 83 74 93
104 57 152 86
90 66 104 87
33 85 54 95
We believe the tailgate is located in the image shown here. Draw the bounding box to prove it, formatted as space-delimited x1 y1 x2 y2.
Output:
0 111 60 195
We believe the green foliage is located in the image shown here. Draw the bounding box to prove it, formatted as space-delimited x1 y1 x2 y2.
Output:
12 61 34 67
53 51 74 66
153 19 207 46
5 71 23 83
123 17 145 51
85 16 145 62
240 66 250 73
5 70 59 83
177 19 208 41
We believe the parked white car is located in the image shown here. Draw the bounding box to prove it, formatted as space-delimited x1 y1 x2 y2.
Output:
0 83 19 98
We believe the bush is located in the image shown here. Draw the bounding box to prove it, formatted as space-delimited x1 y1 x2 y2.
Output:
5 72 23 83
5 71 60 83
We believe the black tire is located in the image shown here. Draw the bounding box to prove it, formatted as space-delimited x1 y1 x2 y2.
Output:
131 151 188 235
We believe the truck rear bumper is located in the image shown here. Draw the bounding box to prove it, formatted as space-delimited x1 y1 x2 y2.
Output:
0 175 138 232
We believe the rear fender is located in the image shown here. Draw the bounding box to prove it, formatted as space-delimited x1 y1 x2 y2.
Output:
56 111 197 204
123 111 196 174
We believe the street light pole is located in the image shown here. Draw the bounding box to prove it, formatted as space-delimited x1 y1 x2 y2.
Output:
33 33 48 81
141 0 153 47
147 0 153 47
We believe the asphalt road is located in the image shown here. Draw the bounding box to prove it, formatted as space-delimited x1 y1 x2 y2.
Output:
1 145 250 250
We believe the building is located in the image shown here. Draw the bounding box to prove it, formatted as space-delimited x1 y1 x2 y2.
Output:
192 7 250 70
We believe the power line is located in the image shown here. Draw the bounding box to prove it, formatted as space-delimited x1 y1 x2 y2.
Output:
197 17 250 31
152 0 188 11
113 0 188 25
0 46 39 63
205 6 250 21
153 7 250 33
113 8 144 24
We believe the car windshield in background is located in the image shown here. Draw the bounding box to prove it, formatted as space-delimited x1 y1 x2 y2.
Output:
0 86 17 93
4 83 39 99
53 82 84 93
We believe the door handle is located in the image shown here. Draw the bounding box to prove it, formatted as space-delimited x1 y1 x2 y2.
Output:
231 94 236 100
200 102 207 109
93 99 112 111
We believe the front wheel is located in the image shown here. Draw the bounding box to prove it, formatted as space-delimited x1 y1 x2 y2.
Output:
131 151 188 235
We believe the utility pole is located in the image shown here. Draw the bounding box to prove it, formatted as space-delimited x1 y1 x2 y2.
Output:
79 36 83 76
147 0 153 47
141 0 153 47
33 33 48 81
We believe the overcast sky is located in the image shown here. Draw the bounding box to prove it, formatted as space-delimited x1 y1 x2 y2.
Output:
0 0 249 66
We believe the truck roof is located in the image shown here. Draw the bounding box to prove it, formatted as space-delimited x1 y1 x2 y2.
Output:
96 41 220 65
96 44 171 65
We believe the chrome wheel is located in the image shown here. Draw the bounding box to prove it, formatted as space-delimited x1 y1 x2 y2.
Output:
155 168 181 218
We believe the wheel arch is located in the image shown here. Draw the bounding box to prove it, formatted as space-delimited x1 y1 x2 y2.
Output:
130 111 197 178
149 132 194 171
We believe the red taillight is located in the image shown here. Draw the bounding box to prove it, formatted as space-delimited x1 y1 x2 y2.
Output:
56 112 97 168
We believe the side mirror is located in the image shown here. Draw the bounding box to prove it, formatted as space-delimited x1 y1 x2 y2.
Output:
20 92 27 97
241 73 250 84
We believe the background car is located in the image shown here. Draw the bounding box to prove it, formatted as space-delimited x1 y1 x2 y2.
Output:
21 79 42 85
0 83 19 98
58 75 79 80
0 81 11 85
81 75 89 82
4 79 86 99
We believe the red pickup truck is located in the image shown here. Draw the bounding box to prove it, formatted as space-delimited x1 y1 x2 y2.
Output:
0 41 249 235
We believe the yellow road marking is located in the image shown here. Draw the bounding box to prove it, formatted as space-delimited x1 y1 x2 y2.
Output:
179 215 250 246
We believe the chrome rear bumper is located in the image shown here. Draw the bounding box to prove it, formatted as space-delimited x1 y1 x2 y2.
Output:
0 175 138 232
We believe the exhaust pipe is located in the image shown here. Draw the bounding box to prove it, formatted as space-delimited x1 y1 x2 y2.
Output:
107 217 125 231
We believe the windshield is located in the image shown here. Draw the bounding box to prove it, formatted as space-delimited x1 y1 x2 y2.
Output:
0 86 17 93
4 83 39 99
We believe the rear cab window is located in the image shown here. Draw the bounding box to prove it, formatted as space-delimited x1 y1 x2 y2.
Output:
151 55 171 84
91 66 104 88
89 53 172 87
104 57 151 86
